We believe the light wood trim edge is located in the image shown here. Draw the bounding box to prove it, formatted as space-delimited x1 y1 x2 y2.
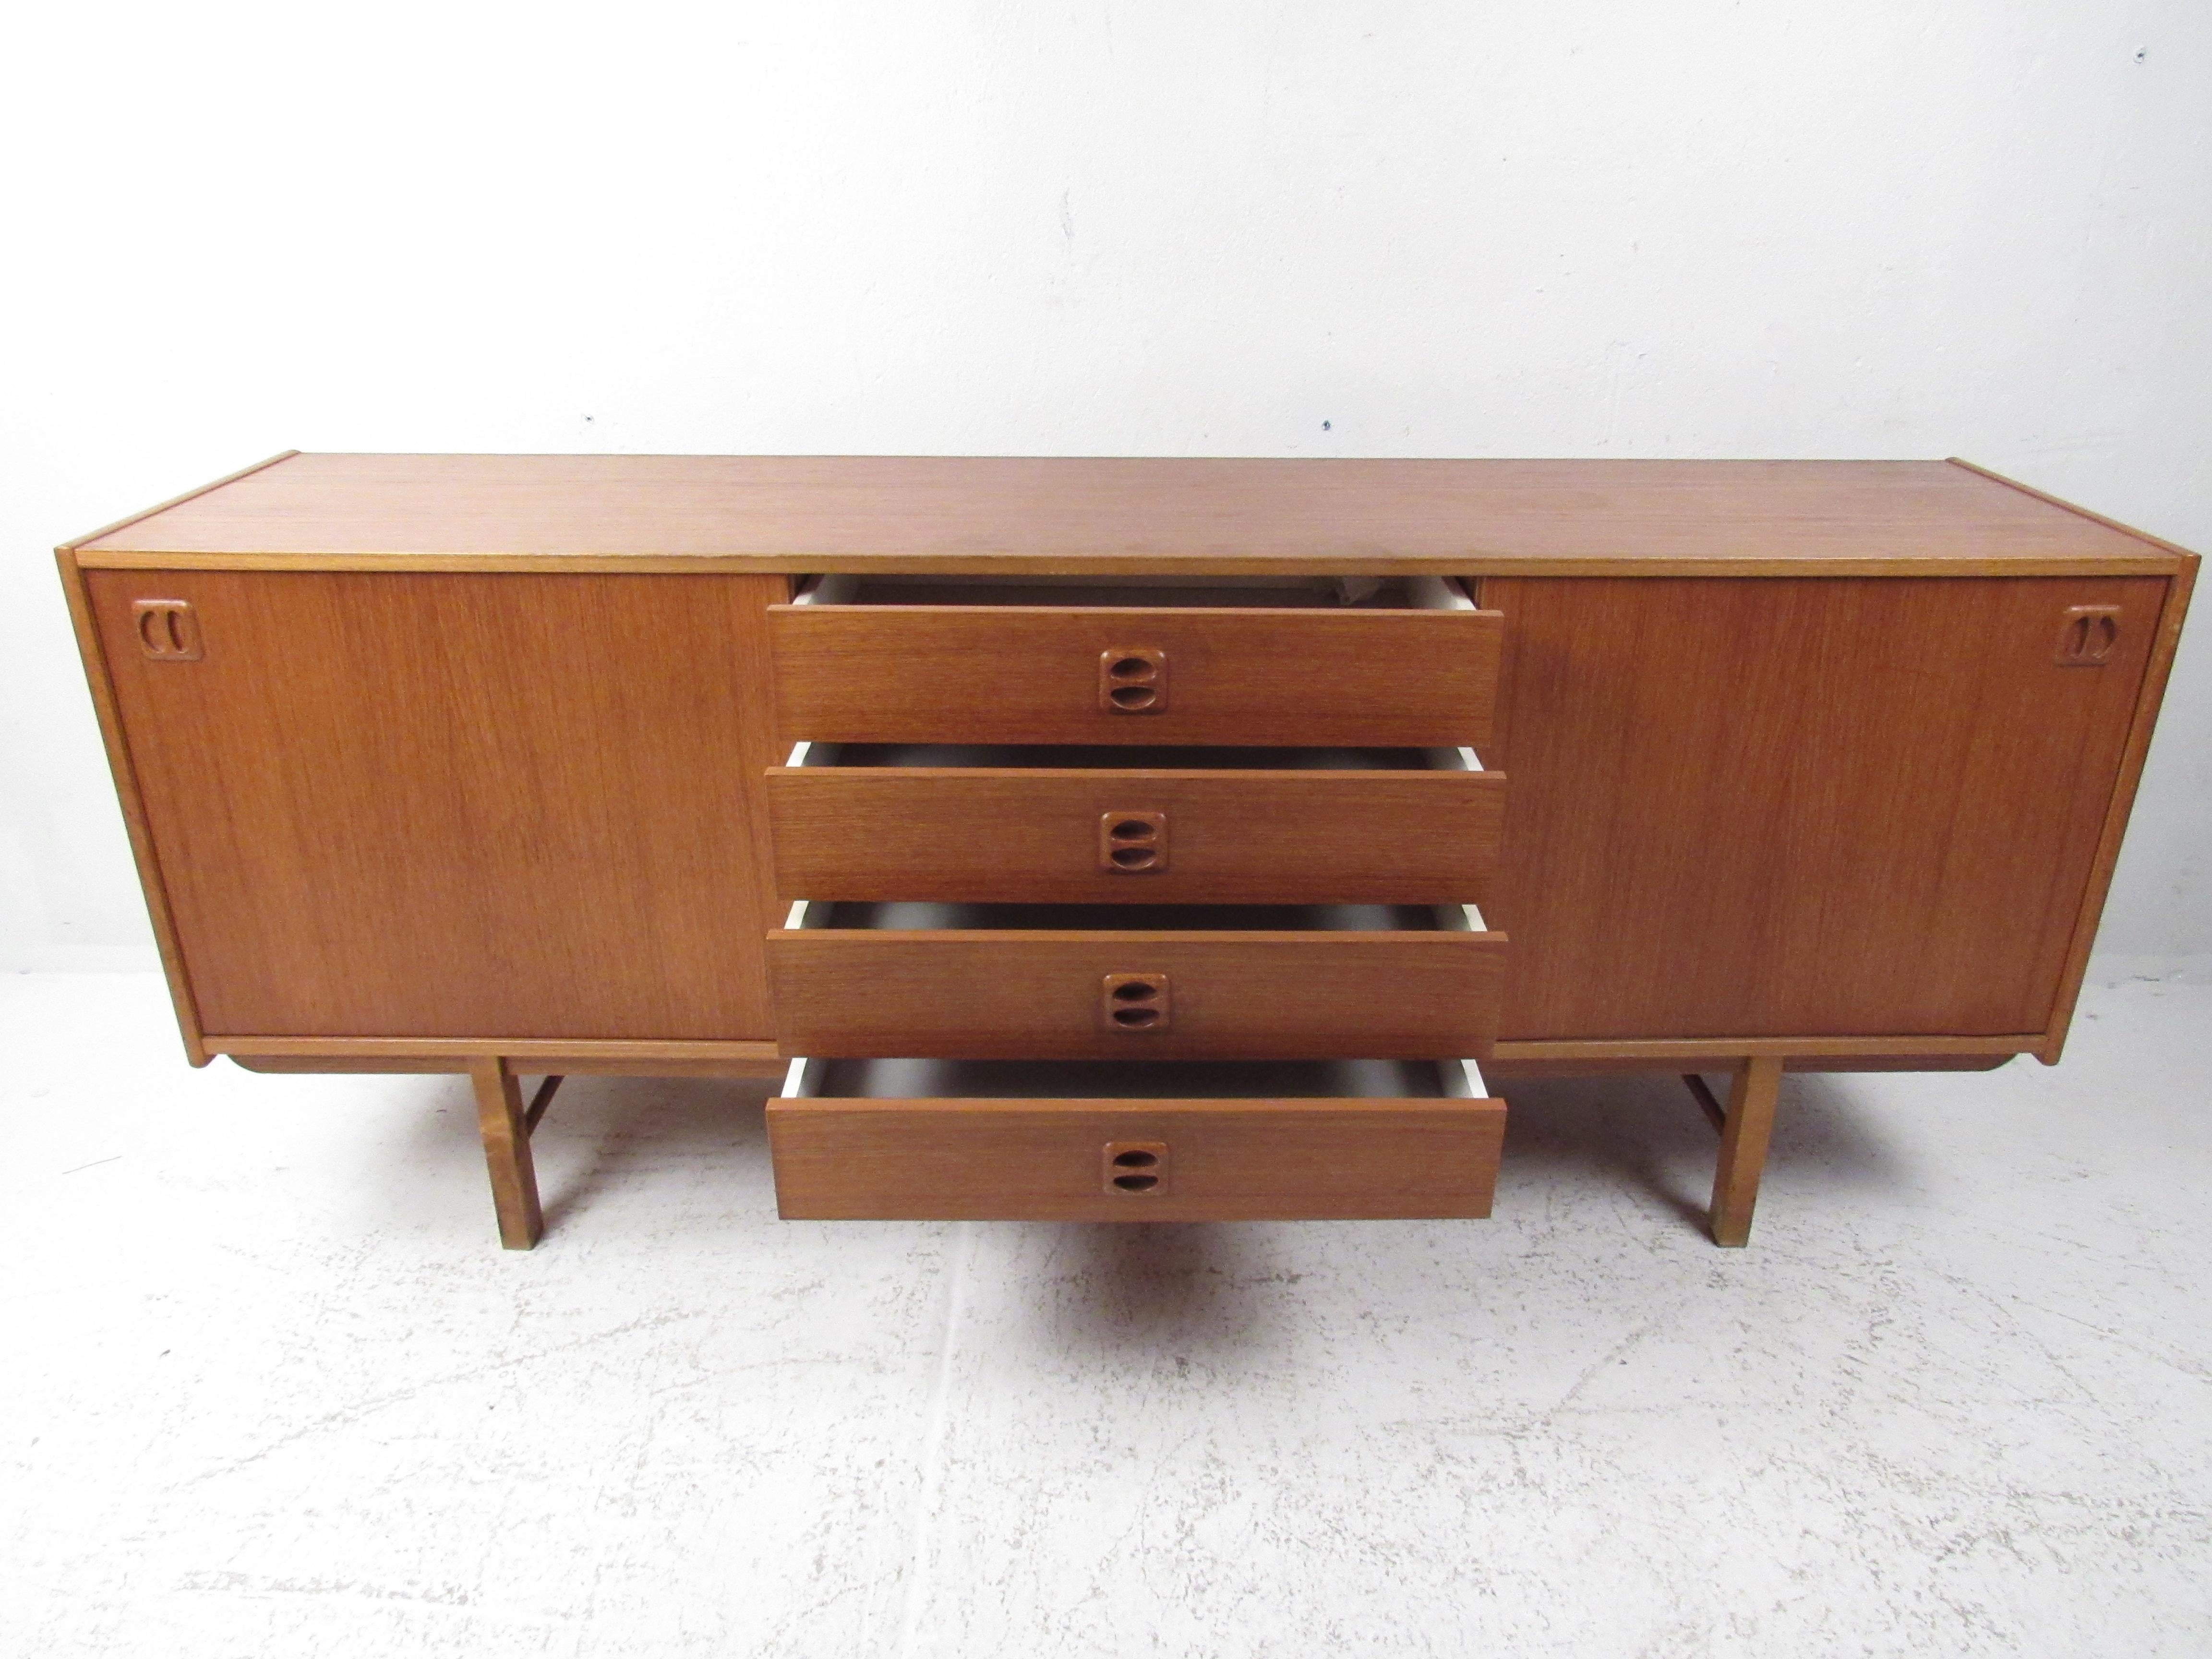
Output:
767 928 1509 945
57 450 302 553
56 452 2193 577
222 1035 2029 1064
211 1036 784 1062
767 767 1504 781
66 547 2189 578
1936 469 2199 1063
767 1095 1508 1117
234 1055 787 1077
1946 458 2205 563
1491 1034 2035 1062
55 550 210 1066
2036 553 2199 1063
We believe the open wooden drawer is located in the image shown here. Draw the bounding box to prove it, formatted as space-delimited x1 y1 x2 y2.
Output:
768 1056 1506 1220
769 897 1503 1060
767 740 1503 906
769 574 1501 748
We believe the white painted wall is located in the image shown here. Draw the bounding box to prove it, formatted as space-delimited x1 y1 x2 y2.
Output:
3 1 2206 973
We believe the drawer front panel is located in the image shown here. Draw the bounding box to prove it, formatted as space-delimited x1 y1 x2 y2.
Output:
769 605 1502 746
767 1096 1506 1220
767 768 1504 904
767 930 1504 1059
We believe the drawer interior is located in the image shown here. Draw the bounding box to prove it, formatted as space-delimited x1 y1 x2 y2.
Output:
788 741 1478 773
782 1054 1487 1101
793 573 1474 612
789 736 1480 780
788 899 1483 933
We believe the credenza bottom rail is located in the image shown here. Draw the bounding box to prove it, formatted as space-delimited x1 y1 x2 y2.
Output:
216 1036 2038 1252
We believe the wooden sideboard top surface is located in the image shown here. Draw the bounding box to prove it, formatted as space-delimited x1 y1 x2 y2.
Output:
65 452 2194 577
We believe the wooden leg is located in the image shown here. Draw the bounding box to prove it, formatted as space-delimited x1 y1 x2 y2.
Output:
1680 1072 1728 1133
1708 1056 1783 1248
469 1057 543 1250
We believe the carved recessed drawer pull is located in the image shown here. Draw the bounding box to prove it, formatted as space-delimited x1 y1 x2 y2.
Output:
1099 648 1168 713
132 599 202 661
1102 1141 1169 1195
2056 604 2122 665
1099 810 1168 873
1101 972 1171 1032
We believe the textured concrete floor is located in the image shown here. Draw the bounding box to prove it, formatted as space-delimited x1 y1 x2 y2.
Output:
3 970 2208 1658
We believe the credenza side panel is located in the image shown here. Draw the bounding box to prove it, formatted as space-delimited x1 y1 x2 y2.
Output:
88 570 788 1041
1483 574 2169 1042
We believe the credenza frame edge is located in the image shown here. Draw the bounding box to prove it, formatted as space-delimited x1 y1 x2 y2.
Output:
2036 552 2199 1063
55 451 302 555
66 493 2197 1077
54 547 211 1066
203 1033 2034 1075
65 548 2194 578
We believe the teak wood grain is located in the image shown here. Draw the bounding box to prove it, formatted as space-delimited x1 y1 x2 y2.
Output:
60 451 300 553
232 1054 790 1078
1489 1034 2033 1065
1480 574 2170 1043
768 767 1504 904
2036 550 2198 1061
210 1036 784 1065
1487 1049 2019 1078
56 452 2200 1251
56 551 210 1063
68 454 2188 577
766 929 1506 1059
87 570 788 1040
766 1096 1507 1220
769 603 1501 747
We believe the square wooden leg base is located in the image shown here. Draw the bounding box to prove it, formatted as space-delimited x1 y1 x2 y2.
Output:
479 1053 1769 1251
1683 1057 1785 1247
468 1058 562 1250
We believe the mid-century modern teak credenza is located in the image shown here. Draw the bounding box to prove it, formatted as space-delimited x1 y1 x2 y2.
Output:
59 455 2196 1250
